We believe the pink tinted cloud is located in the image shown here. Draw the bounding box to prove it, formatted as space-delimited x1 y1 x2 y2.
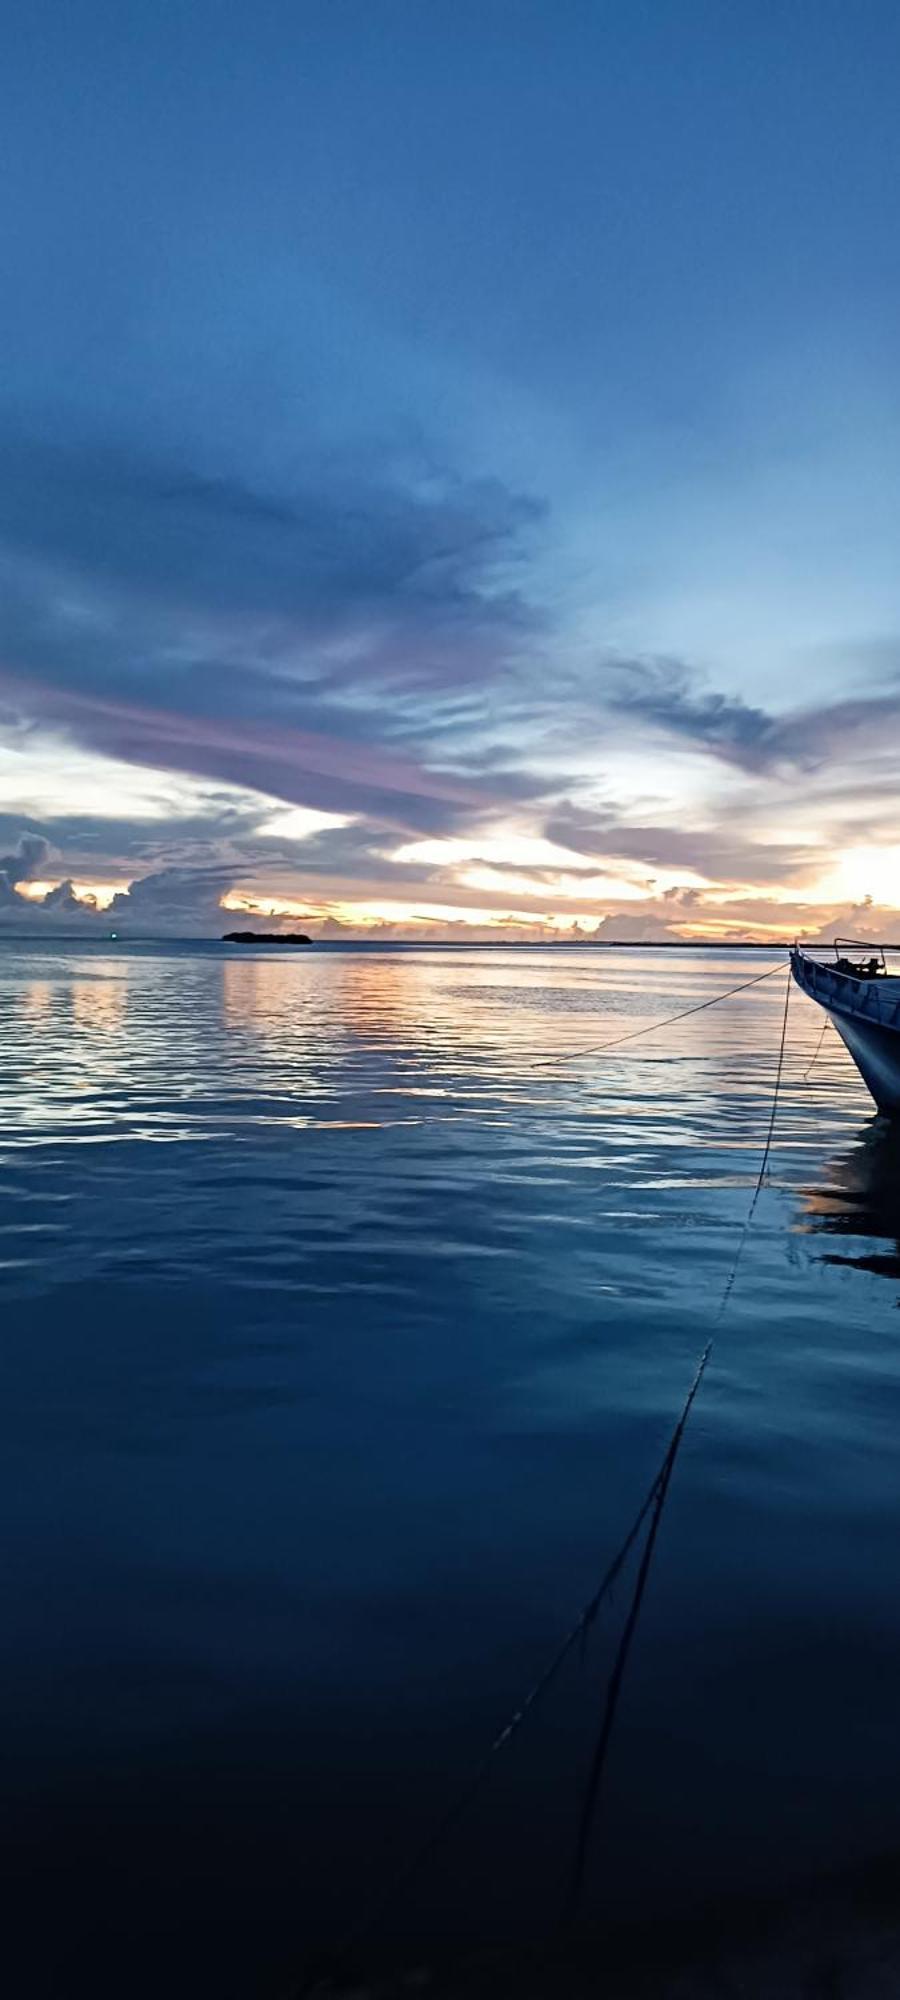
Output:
0 669 497 831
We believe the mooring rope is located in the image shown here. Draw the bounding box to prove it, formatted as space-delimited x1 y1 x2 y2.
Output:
290 1343 712 1999
565 1347 709 1922
291 960 794 1996
529 961 784 1068
565 965 792 1916
802 1013 831 1084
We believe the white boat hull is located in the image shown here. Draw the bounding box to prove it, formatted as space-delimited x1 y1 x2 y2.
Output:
790 948 900 1117
827 1012 900 1116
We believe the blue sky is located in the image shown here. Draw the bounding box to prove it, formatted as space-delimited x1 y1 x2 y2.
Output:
3 0 900 937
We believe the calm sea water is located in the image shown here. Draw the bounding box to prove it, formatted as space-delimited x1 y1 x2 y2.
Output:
3 939 900 1995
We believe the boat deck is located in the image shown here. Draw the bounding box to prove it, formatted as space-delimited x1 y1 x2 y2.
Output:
790 948 900 1031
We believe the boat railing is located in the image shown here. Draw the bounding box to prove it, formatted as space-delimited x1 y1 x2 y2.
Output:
833 938 888 976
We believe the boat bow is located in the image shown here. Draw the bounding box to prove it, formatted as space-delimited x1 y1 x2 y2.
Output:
790 943 900 1115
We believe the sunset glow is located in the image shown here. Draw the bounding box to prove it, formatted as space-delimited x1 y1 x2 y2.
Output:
1 9 899 944
15 880 120 911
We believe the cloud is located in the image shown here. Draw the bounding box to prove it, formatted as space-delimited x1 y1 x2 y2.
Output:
107 865 239 932
39 879 83 913
800 899 900 945
0 675 496 837
0 831 49 885
541 805 837 904
0 428 553 851
605 658 776 769
590 911 682 942
605 654 900 782
0 433 542 649
4 0 900 943
3 424 900 940
0 831 51 906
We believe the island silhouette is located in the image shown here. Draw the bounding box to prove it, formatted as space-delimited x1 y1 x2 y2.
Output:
222 931 312 945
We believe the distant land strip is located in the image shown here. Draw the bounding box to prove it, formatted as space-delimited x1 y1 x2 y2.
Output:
2 932 898 949
215 934 899 950
222 930 312 944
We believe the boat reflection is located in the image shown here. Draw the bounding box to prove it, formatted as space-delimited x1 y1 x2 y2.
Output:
801 1117 900 1281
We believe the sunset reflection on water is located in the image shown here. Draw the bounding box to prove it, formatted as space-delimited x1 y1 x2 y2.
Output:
800 1115 900 1283
2 939 900 1997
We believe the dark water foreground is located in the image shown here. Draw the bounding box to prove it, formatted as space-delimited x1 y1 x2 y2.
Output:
326 1855 900 1998
3 941 900 1997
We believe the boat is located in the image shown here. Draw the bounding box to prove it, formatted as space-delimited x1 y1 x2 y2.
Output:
790 939 900 1115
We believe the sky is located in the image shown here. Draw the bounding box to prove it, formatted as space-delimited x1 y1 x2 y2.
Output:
3 0 900 941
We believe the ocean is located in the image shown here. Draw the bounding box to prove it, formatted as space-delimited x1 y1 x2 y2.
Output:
3 938 900 1996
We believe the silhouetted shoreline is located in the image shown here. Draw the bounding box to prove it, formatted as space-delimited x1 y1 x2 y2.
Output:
222 930 312 944
4 931 900 951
